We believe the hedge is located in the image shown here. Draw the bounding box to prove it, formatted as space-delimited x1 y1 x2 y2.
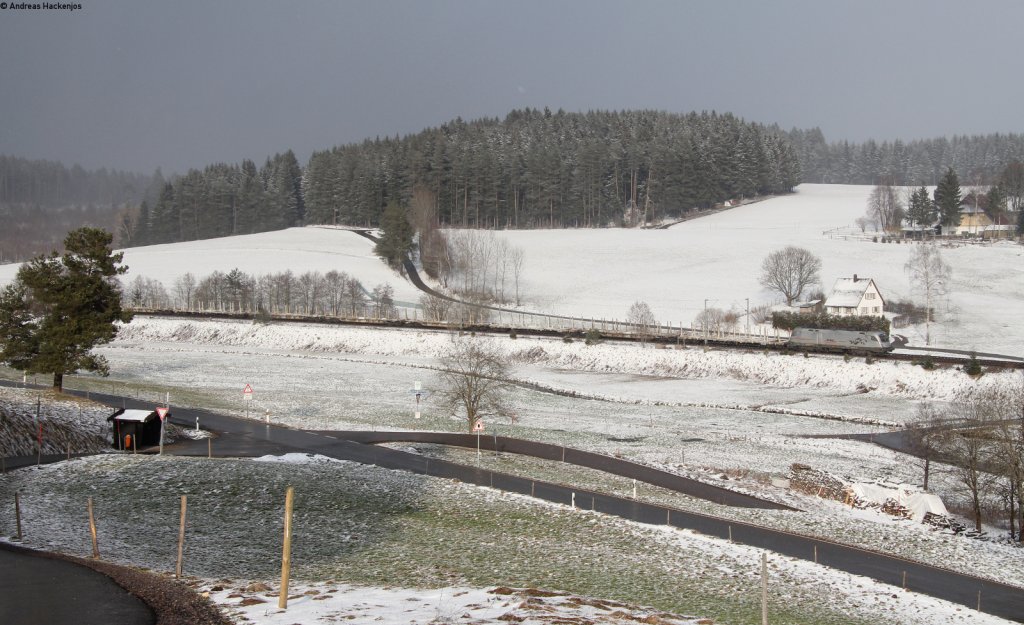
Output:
771 311 890 333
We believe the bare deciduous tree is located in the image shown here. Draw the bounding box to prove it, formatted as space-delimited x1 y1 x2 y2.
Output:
627 300 657 343
437 338 514 431
693 307 727 335
867 182 905 232
904 243 951 346
509 246 525 306
173 273 196 310
758 246 822 306
419 293 452 322
937 390 1004 531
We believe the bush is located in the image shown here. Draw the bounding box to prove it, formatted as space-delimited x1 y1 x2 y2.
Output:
915 356 935 370
964 354 982 376
864 354 874 364
509 329 517 339
584 328 601 345
562 335 573 343
772 310 890 333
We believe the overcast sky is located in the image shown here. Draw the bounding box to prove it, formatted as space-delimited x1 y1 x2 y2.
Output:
1 0 1021 174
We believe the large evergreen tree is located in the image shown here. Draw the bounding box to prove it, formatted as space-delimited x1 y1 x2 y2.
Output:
906 186 934 227
934 167 962 228
374 201 415 270
0 227 132 391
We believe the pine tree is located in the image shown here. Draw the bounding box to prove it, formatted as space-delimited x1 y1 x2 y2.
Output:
374 201 415 270
986 185 1006 221
934 167 962 228
907 186 934 227
0 227 132 391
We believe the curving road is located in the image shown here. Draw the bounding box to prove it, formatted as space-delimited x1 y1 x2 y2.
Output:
0 544 154 625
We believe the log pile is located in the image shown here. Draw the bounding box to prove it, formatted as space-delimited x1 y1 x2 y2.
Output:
789 463 847 501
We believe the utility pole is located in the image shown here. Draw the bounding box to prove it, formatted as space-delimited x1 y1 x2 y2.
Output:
745 298 750 336
703 299 709 349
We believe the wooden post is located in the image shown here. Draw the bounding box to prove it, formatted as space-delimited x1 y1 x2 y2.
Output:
176 495 187 579
87 497 99 559
207 437 212 458
761 552 768 625
278 486 295 609
977 590 981 612
728 525 732 542
15 492 22 541
813 544 818 564
902 570 907 590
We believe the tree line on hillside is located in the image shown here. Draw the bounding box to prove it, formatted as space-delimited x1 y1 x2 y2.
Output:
123 152 304 247
9 114 1024 262
0 156 153 262
789 128 1024 186
303 109 801 230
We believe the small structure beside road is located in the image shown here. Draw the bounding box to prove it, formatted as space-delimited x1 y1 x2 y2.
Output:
108 409 162 450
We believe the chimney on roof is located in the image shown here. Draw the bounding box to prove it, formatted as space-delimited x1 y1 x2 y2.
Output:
853 274 858 281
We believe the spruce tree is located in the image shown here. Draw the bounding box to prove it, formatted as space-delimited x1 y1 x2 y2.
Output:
0 227 133 391
934 167 962 228
374 201 415 270
907 186 934 227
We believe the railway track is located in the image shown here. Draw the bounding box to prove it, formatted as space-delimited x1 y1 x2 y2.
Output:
127 307 1024 370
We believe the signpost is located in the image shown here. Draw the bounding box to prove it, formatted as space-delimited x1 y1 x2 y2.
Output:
156 407 169 455
408 381 429 420
473 418 484 457
243 384 254 419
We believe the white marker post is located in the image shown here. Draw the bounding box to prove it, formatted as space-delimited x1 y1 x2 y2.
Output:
473 419 484 457
409 381 428 421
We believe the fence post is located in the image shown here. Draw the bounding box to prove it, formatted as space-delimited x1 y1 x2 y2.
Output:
761 552 768 625
15 492 22 541
176 495 187 579
278 486 295 609
87 497 100 559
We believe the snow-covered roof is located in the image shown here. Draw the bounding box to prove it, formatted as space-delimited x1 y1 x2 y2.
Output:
825 277 876 308
110 409 157 422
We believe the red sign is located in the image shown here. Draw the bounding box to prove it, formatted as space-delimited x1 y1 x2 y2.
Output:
243 384 254 399
156 407 169 421
472 419 484 432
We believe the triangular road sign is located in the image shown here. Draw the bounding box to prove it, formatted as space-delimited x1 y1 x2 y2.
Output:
156 407 169 421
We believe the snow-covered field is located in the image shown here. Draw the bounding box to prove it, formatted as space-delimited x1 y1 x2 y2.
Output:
0 225 423 306
487 184 1024 354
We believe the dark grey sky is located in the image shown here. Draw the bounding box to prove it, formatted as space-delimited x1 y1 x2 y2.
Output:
1 0 1020 174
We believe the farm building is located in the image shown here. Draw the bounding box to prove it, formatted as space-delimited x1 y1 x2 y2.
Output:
824 275 885 317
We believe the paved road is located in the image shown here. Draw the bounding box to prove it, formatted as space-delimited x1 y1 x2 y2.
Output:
0 544 154 625
3 381 1023 622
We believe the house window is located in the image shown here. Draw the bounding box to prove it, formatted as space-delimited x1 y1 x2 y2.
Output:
865 292 876 300
874 306 880 313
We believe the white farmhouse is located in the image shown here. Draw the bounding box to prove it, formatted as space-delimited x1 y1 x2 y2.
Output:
824 275 885 317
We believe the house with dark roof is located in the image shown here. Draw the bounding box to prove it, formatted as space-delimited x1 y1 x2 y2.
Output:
824 275 885 317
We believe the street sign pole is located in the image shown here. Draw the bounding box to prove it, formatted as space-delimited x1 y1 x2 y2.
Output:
156 406 169 455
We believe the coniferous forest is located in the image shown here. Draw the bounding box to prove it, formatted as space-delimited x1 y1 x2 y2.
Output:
4 108 1024 262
